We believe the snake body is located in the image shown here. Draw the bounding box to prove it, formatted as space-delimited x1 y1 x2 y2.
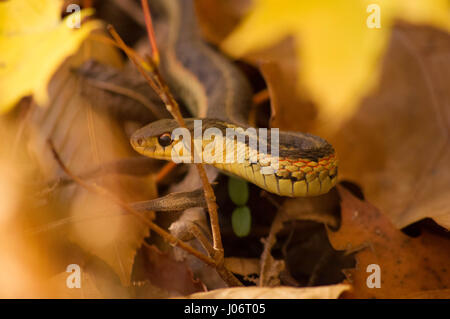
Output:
131 0 338 197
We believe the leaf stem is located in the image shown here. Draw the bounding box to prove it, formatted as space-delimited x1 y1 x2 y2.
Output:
140 0 160 65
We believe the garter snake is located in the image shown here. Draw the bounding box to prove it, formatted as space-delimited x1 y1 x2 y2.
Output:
130 0 338 197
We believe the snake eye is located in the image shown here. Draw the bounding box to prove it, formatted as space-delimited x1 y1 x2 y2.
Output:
158 133 172 147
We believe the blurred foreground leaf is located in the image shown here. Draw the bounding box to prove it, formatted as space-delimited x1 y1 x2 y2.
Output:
0 0 100 112
222 0 450 127
331 24 450 229
27 34 156 286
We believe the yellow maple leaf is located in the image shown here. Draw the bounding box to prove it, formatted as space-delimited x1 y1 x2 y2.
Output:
222 0 450 127
0 0 101 113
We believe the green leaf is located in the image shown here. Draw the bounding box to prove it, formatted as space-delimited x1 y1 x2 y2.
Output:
228 177 249 206
232 206 252 238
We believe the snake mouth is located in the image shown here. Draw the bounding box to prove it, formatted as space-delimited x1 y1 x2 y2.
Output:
131 137 174 161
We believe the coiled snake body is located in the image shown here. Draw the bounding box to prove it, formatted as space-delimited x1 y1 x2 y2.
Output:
131 0 338 197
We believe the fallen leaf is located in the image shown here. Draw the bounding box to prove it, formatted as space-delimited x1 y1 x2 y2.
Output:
133 244 205 297
181 283 351 299
0 0 100 112
255 38 318 132
49 258 130 299
50 271 103 299
222 0 450 127
330 23 450 229
194 0 252 44
328 185 450 298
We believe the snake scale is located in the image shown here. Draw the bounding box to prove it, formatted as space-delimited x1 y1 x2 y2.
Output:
130 0 338 197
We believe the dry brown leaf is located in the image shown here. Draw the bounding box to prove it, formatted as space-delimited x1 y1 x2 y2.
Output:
330 24 450 229
181 284 351 299
328 185 450 299
194 0 252 45
27 33 157 285
47 254 131 299
252 38 319 133
49 270 104 299
133 244 205 297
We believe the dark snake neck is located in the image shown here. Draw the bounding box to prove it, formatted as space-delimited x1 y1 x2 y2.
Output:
150 0 253 127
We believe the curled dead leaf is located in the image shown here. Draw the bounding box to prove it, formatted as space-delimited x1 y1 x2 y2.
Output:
329 185 450 299
180 284 351 299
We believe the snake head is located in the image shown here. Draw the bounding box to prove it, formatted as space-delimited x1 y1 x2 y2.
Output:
131 118 230 160
131 118 217 161
131 119 185 160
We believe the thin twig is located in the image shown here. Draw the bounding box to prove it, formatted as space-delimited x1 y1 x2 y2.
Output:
188 224 215 258
140 0 160 65
155 161 177 183
107 26 160 95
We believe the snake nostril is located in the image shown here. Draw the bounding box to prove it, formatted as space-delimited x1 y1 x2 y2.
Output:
136 138 144 147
